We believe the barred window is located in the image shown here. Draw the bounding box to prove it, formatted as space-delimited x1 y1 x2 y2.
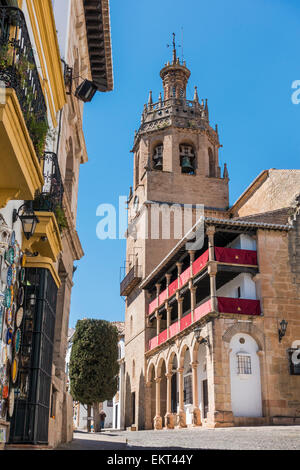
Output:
237 354 252 375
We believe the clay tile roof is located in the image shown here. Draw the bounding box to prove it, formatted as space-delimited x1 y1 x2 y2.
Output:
234 207 293 225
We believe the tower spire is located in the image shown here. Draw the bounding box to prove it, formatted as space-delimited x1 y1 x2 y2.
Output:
172 32 177 64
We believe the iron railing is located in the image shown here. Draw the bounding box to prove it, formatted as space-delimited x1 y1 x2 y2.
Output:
0 6 47 157
33 152 64 213
120 265 142 296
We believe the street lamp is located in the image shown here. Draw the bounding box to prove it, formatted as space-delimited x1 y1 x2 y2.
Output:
194 326 210 348
12 202 39 240
278 319 288 343
75 79 97 103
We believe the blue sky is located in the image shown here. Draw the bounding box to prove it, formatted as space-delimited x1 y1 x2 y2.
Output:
69 0 300 327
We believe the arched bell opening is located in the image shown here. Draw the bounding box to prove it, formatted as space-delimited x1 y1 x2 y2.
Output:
179 144 196 175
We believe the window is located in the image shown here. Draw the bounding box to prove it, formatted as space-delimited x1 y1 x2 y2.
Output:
237 354 252 375
237 287 241 298
180 88 184 98
107 400 113 407
153 144 163 170
180 144 195 175
135 153 139 188
172 86 176 97
183 375 192 404
208 148 216 177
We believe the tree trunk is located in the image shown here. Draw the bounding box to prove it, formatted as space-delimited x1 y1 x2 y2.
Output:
93 402 101 432
87 405 92 433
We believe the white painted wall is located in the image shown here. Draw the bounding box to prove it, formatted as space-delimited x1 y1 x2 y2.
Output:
217 273 257 300
112 337 125 429
229 333 262 417
228 234 257 251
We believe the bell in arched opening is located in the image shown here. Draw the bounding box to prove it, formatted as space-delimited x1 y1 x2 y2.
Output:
180 144 195 175
152 144 163 171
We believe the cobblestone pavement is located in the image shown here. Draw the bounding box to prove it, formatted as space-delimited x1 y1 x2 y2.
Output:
57 426 300 450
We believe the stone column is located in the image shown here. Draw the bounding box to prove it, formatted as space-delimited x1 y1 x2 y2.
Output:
208 262 218 312
145 382 153 430
176 262 183 285
164 373 175 429
191 362 201 426
176 368 186 428
177 295 183 321
156 312 162 336
207 226 216 262
154 378 162 430
188 250 196 275
190 283 196 322
166 306 172 339
166 273 172 296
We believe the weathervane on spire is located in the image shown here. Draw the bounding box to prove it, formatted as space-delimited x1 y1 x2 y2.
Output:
167 32 181 64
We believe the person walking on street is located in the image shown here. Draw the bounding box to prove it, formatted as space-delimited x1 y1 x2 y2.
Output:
99 410 106 431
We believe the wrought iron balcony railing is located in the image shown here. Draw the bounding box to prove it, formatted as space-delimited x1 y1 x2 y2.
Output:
0 6 48 158
33 152 67 231
120 265 142 296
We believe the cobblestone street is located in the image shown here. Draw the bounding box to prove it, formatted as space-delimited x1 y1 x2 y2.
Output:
57 426 300 450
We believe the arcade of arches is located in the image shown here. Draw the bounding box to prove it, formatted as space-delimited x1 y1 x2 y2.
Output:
145 325 264 430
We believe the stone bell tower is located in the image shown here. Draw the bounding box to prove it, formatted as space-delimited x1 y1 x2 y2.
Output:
122 36 229 430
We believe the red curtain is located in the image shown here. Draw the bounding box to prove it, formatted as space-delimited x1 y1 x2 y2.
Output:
180 313 192 331
180 266 191 287
158 329 168 345
148 298 157 315
192 249 209 275
194 299 212 322
218 297 261 315
168 279 178 297
169 321 179 338
215 247 257 265
159 289 167 306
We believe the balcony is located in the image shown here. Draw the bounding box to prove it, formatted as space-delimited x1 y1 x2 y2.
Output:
0 6 47 207
33 152 66 231
22 152 64 286
148 247 258 315
147 297 261 352
120 265 142 296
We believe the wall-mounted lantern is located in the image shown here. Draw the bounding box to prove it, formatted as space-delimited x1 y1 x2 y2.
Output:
12 202 39 241
278 319 288 343
194 326 210 349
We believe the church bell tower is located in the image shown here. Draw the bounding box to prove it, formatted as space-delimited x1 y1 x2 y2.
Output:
122 36 229 429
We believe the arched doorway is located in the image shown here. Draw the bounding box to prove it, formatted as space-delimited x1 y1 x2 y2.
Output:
229 333 262 417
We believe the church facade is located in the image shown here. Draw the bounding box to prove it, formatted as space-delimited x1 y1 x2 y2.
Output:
121 43 300 430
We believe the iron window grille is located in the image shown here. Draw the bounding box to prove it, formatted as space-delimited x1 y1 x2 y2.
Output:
237 354 252 375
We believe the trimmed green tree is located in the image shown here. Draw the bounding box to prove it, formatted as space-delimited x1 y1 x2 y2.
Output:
69 319 119 431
